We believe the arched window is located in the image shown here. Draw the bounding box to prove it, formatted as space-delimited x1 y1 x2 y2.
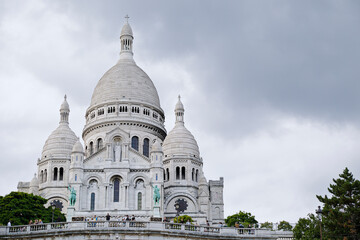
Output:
114 178 120 202
89 142 94 155
90 193 95 211
215 207 220 218
167 168 170 181
40 170 44 183
195 169 199 182
176 167 180 180
192 168 195 181
143 138 149 157
59 167 64 181
53 167 58 181
131 136 139 151
181 167 186 180
97 138 103 151
44 169 47 182
137 192 142 210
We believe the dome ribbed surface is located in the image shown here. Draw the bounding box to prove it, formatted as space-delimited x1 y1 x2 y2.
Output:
121 23 133 36
60 97 69 111
89 60 161 109
42 124 78 159
72 139 84 153
163 123 199 157
175 99 184 111
30 174 39 187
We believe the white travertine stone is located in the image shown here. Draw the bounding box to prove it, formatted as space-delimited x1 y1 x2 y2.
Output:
121 23 133 37
42 95 77 159
29 173 39 195
72 138 84 153
89 60 161 109
163 96 200 158
17 18 224 225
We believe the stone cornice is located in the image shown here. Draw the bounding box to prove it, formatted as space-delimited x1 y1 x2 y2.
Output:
86 99 165 118
82 119 166 140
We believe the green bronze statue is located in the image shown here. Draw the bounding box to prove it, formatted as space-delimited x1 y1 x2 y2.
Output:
153 185 160 205
68 185 76 206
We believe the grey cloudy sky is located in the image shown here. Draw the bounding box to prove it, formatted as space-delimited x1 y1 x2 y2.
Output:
1 0 360 223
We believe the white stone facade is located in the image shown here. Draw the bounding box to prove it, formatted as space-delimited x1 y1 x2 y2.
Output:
17 20 224 225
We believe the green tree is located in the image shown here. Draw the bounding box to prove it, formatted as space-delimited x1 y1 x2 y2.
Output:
316 168 360 240
293 213 321 240
261 221 273 230
0 192 65 225
278 220 293 231
225 211 258 227
173 215 193 224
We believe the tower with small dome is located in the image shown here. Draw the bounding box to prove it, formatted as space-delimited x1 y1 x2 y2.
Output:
17 17 224 224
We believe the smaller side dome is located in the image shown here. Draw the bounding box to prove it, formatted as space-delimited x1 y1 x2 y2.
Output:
72 138 84 153
163 124 200 157
163 96 200 158
30 173 39 187
42 96 77 159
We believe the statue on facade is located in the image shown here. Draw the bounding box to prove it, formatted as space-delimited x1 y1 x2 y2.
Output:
114 142 121 161
153 185 160 205
68 185 76 206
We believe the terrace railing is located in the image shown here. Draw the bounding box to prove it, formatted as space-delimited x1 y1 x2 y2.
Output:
0 221 293 239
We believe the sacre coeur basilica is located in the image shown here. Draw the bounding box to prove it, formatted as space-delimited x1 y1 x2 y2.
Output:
17 20 224 225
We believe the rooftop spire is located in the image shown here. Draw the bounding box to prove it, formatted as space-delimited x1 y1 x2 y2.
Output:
59 95 70 124
175 95 185 124
119 15 134 60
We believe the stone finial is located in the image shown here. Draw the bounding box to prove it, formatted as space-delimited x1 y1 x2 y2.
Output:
175 95 185 124
60 95 70 124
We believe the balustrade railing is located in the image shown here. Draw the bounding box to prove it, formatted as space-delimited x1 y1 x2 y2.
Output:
8 226 27 233
165 223 182 230
237 228 255 235
0 221 293 239
51 222 68 230
86 221 105 228
129 221 147 228
30 224 47 232
204 226 221 233
108 221 126 228
184 224 200 232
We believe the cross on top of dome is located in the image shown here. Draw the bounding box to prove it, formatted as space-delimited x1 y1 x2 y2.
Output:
120 15 134 59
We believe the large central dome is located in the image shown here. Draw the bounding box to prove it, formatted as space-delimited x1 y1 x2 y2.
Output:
83 21 166 141
90 59 161 109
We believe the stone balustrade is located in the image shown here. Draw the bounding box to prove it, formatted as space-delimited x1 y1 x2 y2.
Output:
0 221 293 240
